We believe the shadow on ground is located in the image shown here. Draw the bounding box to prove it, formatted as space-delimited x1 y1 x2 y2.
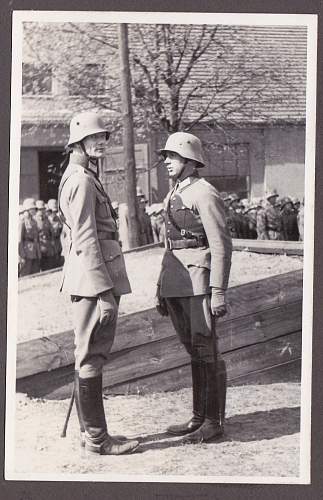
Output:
135 405 300 453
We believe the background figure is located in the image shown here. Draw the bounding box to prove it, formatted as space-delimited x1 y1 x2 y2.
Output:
118 202 130 251
47 198 64 267
244 201 258 239
297 199 305 241
257 192 282 240
35 201 56 271
280 197 300 241
136 187 154 246
149 203 166 243
18 198 41 277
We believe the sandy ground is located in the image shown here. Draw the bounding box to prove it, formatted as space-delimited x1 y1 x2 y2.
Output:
13 379 301 480
17 249 303 342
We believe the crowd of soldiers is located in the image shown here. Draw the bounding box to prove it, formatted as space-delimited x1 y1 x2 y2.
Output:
18 197 64 277
221 191 304 242
18 189 304 277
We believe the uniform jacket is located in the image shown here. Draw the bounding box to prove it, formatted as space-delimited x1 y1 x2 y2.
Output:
257 204 282 240
18 216 40 260
158 175 232 297
48 212 63 255
281 208 299 241
59 156 131 297
34 212 55 257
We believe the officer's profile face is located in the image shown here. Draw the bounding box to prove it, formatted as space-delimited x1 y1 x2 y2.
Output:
164 151 186 179
83 132 108 158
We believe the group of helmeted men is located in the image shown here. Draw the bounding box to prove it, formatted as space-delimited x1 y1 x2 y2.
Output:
18 197 64 277
222 191 304 242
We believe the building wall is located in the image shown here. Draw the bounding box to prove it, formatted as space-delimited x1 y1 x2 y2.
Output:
19 148 40 202
264 126 305 199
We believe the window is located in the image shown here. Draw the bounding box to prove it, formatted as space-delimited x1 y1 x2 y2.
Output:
68 64 106 96
22 63 52 95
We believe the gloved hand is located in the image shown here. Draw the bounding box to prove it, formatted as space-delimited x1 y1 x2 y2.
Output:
154 285 168 317
210 287 227 318
98 290 117 325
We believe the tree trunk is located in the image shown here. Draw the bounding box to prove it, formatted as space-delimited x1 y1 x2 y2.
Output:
118 23 140 248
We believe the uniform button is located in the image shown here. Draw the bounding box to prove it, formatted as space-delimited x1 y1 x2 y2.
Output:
167 230 170 234
170 205 174 208
182 206 185 209
168 221 171 225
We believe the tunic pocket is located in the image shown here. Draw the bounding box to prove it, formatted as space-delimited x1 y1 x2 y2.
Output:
100 240 128 282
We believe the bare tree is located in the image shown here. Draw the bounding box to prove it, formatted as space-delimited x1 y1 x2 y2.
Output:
130 24 301 135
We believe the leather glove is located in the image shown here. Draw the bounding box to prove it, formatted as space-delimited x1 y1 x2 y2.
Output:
154 285 168 317
210 287 227 318
98 290 117 325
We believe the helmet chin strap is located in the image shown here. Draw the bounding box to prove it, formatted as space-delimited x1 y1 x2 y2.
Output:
79 141 100 177
176 160 197 182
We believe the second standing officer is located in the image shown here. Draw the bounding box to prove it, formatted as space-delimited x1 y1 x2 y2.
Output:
58 111 138 455
155 132 232 443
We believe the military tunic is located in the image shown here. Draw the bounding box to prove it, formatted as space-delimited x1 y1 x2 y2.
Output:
158 174 232 363
18 216 40 276
35 211 55 271
257 203 282 240
59 156 131 378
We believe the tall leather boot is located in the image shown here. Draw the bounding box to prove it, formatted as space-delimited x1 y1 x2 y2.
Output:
74 371 85 447
78 374 139 455
167 360 205 435
182 361 224 444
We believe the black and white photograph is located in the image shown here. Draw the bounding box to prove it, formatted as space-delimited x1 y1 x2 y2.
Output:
5 10 317 484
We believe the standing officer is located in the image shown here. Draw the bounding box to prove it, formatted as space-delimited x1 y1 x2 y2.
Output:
155 132 232 443
58 111 138 455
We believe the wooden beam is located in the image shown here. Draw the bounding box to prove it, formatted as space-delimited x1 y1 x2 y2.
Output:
232 239 303 255
16 269 303 379
16 330 301 400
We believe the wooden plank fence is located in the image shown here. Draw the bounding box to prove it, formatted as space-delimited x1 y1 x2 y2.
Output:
16 269 303 400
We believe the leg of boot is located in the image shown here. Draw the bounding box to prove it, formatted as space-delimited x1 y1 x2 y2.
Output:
216 358 227 428
74 371 86 447
183 362 224 444
167 360 205 435
78 374 139 455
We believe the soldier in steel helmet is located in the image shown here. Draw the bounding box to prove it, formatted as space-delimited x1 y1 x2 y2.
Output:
155 132 232 444
34 199 56 271
280 196 299 241
18 198 41 276
58 111 138 455
47 199 64 267
257 191 282 240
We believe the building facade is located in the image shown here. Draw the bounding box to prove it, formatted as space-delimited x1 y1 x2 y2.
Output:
19 23 307 204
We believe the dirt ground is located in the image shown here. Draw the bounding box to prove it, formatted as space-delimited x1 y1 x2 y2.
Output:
17 249 303 342
11 249 304 481
13 377 301 480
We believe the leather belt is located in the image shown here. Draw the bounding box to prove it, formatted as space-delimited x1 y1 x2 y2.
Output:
97 231 117 240
167 236 208 250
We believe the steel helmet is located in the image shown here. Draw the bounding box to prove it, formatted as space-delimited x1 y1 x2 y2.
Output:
47 199 58 211
160 132 205 167
67 111 110 146
22 198 36 211
266 191 279 201
36 199 46 210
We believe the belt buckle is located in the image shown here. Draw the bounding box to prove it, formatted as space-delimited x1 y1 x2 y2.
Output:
167 238 173 250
